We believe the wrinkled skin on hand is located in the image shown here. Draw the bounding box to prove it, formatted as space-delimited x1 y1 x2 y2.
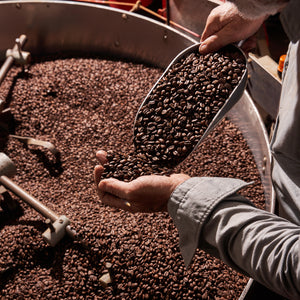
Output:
94 150 190 213
199 2 266 54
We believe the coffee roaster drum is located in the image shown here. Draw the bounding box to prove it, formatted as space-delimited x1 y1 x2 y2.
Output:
0 1 274 298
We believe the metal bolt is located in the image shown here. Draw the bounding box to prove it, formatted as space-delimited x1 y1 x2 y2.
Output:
262 155 267 175
15 38 24 59
99 272 112 288
45 219 55 232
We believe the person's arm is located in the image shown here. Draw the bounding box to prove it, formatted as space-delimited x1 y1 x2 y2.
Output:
169 177 300 299
95 151 300 298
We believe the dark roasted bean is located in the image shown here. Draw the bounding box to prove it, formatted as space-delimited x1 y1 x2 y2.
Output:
133 47 246 169
0 53 261 300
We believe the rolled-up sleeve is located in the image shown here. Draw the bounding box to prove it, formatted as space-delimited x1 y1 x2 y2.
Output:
168 177 300 299
168 177 252 266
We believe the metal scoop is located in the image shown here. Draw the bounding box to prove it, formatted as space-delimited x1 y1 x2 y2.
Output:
133 43 248 167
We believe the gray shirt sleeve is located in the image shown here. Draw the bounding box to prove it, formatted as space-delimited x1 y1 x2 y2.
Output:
167 177 252 266
168 177 300 299
228 0 289 19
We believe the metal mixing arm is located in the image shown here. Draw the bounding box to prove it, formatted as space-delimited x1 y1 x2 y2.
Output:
0 152 76 246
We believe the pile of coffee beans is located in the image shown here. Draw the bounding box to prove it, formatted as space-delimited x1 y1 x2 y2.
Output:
101 150 172 182
0 56 264 299
102 46 246 180
133 46 246 168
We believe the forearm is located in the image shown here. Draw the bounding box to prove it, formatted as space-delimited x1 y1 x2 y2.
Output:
168 177 300 299
202 198 300 299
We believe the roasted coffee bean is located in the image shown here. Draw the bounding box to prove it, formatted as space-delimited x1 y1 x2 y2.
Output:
134 46 246 168
0 56 261 300
102 152 172 182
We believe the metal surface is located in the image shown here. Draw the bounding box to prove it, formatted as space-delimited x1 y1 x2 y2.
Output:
247 53 281 119
0 0 274 297
227 91 273 212
42 215 71 247
10 134 59 156
0 35 27 86
166 0 274 210
0 0 196 69
169 1 277 297
0 34 29 113
0 174 58 221
0 175 76 239
0 152 76 243
133 42 248 168
169 0 221 37
0 0 273 209
0 152 17 178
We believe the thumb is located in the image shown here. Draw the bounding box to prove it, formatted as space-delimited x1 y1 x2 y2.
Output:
199 34 226 54
98 178 130 199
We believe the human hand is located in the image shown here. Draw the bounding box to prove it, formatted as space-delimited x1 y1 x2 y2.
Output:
94 150 190 213
199 2 266 54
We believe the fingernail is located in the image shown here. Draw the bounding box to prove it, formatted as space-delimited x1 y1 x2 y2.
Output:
199 43 207 53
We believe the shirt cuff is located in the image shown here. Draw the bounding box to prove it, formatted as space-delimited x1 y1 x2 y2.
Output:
168 177 252 267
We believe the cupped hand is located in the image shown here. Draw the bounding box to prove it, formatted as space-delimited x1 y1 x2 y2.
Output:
199 2 266 54
94 150 190 213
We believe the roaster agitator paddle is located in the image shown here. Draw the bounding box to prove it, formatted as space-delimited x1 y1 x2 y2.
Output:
0 152 76 246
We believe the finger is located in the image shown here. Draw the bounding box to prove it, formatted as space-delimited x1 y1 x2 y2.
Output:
240 35 257 55
96 150 108 165
199 34 222 54
200 17 222 43
98 178 131 200
94 165 104 186
199 17 230 54
200 3 228 43
200 28 239 55
101 192 134 213
200 16 265 55
97 188 105 200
